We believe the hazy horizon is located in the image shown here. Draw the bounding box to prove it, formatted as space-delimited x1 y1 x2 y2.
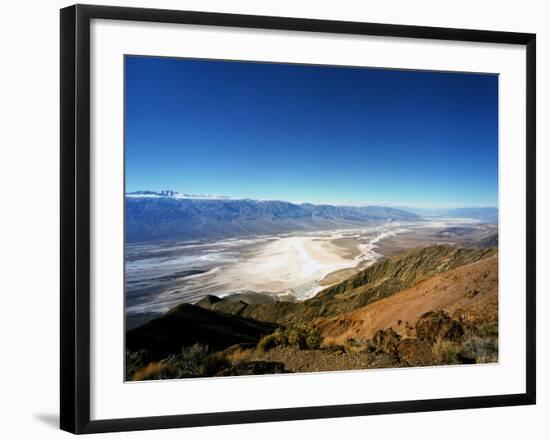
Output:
126 189 497 210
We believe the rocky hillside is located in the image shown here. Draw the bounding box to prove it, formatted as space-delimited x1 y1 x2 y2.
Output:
315 253 498 344
126 244 498 380
198 246 496 324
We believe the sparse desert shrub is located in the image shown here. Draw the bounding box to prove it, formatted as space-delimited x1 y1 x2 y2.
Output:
432 340 462 365
129 343 234 380
202 352 231 376
343 337 369 351
364 338 377 353
169 343 210 376
462 336 498 363
273 328 288 343
439 319 465 342
181 343 209 362
285 327 305 348
258 334 281 352
131 361 169 381
471 321 499 338
371 328 401 356
223 344 254 363
289 325 323 349
125 349 155 380
323 339 347 353
130 354 188 381
258 325 323 351
305 328 323 349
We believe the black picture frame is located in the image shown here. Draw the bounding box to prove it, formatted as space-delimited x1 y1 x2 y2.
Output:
60 4 536 434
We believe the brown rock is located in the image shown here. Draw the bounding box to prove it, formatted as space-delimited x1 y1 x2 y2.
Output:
365 352 401 369
415 310 464 343
439 319 464 342
372 328 401 356
398 338 435 367
216 361 288 376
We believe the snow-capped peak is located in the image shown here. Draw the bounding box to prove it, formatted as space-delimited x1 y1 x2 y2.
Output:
126 190 238 200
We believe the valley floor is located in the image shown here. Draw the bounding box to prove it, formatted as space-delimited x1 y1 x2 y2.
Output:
125 236 499 381
125 219 497 321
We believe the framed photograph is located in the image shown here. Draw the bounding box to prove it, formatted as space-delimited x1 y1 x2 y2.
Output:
60 4 536 434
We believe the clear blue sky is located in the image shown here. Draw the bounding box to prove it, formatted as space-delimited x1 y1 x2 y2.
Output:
125 56 498 208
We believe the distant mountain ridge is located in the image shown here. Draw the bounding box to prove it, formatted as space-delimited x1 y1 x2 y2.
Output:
127 190 234 200
404 206 498 222
125 191 419 243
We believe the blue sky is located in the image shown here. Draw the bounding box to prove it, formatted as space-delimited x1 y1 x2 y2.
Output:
125 56 498 208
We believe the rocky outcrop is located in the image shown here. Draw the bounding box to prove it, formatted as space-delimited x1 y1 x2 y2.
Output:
397 338 435 366
372 328 401 356
415 310 464 343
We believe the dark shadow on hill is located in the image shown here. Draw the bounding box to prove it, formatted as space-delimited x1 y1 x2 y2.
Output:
126 303 277 359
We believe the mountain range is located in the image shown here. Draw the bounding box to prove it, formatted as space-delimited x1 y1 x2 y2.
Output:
125 191 420 243
126 191 498 243
404 207 498 222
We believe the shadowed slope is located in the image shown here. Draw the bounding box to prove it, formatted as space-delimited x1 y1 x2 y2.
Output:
126 303 277 359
